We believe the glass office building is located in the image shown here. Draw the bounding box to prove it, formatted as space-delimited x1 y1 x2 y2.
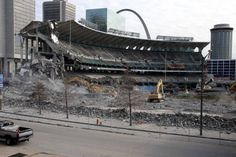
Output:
86 8 125 32
207 59 236 80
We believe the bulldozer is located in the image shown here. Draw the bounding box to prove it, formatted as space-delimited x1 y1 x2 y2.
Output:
147 79 165 102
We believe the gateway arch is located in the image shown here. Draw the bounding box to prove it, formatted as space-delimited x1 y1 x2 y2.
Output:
117 9 151 39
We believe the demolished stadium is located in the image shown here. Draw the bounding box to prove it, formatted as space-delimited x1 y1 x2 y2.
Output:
19 20 209 86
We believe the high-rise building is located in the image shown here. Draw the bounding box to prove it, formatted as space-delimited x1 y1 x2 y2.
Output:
0 0 6 61
210 24 233 59
0 0 35 76
43 0 76 22
86 8 125 32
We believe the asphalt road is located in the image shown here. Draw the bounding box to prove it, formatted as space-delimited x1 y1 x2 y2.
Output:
0 120 236 157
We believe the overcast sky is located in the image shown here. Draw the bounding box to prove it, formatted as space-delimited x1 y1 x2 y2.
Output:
36 0 236 58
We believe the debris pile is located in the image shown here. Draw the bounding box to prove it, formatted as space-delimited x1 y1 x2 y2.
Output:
66 76 116 94
6 99 236 132
2 66 236 133
19 57 59 79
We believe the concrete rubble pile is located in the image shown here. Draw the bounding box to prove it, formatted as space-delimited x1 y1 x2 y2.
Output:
2 64 236 133
132 112 236 132
31 57 62 79
19 56 62 79
6 97 236 132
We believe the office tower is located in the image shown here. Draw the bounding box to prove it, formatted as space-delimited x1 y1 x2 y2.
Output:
0 0 35 76
43 0 76 22
210 24 233 59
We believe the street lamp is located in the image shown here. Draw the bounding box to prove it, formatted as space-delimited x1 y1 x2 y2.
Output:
200 50 212 136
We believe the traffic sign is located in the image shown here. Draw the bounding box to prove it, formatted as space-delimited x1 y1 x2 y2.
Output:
0 74 3 88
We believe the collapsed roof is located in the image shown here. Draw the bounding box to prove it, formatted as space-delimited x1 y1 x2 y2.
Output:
21 20 209 52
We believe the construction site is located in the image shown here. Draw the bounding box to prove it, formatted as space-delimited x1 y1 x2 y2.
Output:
2 20 236 138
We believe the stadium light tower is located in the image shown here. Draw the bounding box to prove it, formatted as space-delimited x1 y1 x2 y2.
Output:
200 49 212 136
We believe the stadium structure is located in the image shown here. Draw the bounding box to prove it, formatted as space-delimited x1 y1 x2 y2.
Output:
20 20 209 87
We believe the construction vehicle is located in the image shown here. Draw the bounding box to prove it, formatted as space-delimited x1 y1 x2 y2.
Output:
196 77 215 92
229 80 236 93
147 79 165 102
196 77 227 93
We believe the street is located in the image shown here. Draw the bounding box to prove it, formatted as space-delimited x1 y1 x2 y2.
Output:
0 120 236 157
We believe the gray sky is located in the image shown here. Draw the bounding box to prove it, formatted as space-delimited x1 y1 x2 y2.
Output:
36 0 236 58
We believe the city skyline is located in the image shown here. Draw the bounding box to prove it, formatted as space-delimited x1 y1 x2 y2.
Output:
36 0 236 58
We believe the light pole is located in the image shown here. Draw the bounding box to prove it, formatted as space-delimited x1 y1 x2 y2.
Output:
128 89 132 126
124 66 133 126
200 50 212 136
200 55 204 136
64 78 69 119
127 67 132 126
164 51 167 82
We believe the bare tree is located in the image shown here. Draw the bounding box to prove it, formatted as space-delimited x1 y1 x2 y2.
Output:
119 68 136 126
31 82 47 115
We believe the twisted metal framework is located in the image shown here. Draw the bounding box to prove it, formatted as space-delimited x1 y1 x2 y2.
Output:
117 9 151 39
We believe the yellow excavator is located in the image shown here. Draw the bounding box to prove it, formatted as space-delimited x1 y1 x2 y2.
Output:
229 80 236 93
147 79 165 102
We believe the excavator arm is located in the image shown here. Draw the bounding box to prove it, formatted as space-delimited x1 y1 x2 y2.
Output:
147 79 165 102
229 81 236 93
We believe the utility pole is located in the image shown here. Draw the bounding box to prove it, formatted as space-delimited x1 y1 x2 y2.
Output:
64 78 69 119
129 89 132 126
124 66 133 126
200 50 212 136
200 55 204 136
165 51 167 82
